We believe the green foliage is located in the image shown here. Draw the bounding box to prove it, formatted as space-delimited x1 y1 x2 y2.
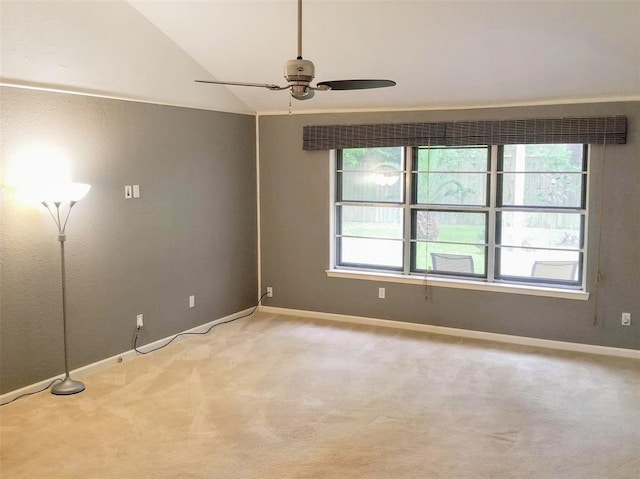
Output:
418 147 488 172
434 179 477 204
526 144 582 171
416 147 489 206
503 144 583 172
342 148 403 169
341 222 401 238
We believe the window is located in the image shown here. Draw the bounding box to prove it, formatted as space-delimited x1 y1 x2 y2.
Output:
334 144 587 289
336 147 405 269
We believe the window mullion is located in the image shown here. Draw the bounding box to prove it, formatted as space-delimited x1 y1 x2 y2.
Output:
487 145 498 282
403 147 413 274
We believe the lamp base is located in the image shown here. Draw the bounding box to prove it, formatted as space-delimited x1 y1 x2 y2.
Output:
51 377 85 395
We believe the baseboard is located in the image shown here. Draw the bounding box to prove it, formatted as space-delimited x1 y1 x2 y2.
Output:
0 307 254 405
259 306 640 361
5 305 636 405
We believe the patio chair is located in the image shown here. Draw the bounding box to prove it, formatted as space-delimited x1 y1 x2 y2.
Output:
531 260 578 281
430 253 474 274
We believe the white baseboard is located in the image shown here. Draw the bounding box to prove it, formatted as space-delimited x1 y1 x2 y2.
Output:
0 307 254 405
5 305 636 405
259 306 640 361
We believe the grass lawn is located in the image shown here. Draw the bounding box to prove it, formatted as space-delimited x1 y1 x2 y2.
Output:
341 219 578 277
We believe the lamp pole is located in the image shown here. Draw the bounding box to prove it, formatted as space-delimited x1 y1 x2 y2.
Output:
43 200 86 395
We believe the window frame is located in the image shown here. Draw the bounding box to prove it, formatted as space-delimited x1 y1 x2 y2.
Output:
493 144 588 288
332 144 589 292
410 145 491 279
334 148 407 272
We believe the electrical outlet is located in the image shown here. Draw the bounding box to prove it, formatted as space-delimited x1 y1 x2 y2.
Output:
621 312 631 326
189 295 195 308
136 314 144 328
378 287 385 299
266 287 273 298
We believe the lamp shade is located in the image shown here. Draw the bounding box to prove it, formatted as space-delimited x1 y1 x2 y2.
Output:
40 182 91 204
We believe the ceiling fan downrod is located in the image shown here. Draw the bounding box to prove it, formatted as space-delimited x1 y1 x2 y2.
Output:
284 0 319 99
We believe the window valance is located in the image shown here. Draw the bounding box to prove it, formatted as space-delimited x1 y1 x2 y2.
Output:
302 116 627 150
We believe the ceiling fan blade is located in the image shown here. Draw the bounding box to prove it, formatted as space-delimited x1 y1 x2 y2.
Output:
317 79 396 91
195 80 286 91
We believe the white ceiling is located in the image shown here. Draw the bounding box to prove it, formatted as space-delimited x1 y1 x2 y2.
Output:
129 0 640 114
1 1 639 115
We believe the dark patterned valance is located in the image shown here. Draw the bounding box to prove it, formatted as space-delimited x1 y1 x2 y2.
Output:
302 116 627 150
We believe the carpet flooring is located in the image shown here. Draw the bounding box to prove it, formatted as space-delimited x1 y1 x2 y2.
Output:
1 312 639 478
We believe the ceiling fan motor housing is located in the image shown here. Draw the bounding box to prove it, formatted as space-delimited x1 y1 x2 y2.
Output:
284 58 315 84
285 58 316 99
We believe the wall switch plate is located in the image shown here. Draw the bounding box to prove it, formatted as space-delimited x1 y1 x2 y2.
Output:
189 295 195 308
266 287 273 298
125 185 133 199
378 287 386 299
621 312 631 326
136 314 144 328
133 184 140 198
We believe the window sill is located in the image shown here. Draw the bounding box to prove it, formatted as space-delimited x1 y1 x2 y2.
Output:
326 269 590 301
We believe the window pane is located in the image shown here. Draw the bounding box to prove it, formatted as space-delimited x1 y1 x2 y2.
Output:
340 205 403 239
500 143 586 208
414 211 486 244
339 171 403 202
414 242 486 275
502 144 584 172
498 247 580 282
415 172 488 205
339 237 403 269
498 212 582 249
416 147 488 172
340 148 403 171
500 172 584 208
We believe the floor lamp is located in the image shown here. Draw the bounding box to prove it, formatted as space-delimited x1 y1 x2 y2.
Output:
41 182 91 395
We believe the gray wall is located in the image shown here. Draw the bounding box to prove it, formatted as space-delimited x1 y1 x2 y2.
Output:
259 102 640 351
0 87 258 393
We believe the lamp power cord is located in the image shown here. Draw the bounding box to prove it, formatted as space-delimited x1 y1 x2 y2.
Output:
133 291 269 355
0 379 64 407
1 292 269 406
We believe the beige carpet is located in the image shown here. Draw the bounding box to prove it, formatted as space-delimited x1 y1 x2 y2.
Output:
1 312 639 478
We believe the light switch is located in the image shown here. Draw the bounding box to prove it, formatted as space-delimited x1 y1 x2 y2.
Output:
133 185 140 198
125 185 132 199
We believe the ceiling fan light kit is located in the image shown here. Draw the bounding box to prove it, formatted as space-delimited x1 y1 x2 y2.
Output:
195 0 395 101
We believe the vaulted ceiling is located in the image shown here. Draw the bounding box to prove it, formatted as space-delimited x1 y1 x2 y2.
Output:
2 1 639 115
130 0 640 114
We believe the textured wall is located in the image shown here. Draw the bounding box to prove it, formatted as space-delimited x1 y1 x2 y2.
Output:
259 102 640 351
0 87 257 393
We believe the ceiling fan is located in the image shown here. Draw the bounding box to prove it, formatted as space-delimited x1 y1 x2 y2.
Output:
195 0 396 100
